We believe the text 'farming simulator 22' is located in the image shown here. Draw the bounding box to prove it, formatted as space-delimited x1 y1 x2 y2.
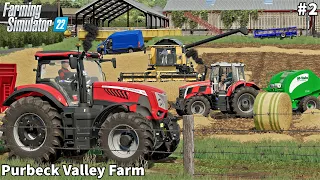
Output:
2 0 320 179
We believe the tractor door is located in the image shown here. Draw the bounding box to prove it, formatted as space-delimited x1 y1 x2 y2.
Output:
231 64 240 82
210 66 220 92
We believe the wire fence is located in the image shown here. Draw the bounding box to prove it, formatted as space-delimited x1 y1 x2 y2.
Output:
0 111 320 178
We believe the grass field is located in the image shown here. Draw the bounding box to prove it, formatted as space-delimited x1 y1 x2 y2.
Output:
147 34 320 45
2 137 320 179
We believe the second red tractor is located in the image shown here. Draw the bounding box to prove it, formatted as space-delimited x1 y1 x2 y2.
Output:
174 62 260 118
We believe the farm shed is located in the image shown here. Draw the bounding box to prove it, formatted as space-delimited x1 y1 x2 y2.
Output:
74 0 169 34
62 8 81 25
163 0 320 31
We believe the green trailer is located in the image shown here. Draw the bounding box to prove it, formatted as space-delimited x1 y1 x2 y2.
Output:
265 69 320 112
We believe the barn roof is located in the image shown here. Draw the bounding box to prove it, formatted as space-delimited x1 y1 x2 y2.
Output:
164 0 320 11
76 0 167 21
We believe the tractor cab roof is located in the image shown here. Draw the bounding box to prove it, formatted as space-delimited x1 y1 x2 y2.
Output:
211 62 245 67
35 51 100 61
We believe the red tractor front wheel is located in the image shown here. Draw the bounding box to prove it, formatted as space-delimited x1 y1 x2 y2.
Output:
185 96 211 117
231 86 258 118
98 112 155 166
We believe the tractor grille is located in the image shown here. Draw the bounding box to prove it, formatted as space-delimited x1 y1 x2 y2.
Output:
104 89 129 99
179 88 186 98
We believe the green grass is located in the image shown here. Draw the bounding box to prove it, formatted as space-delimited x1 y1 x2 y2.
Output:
41 38 101 52
146 35 320 46
2 137 320 179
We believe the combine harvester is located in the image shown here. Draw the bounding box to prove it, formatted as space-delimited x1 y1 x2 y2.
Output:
119 27 249 82
0 64 17 153
265 69 320 113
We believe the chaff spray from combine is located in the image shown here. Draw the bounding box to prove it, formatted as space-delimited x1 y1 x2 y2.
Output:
119 27 249 82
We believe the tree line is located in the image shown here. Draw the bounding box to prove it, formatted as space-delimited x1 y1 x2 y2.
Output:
0 25 64 48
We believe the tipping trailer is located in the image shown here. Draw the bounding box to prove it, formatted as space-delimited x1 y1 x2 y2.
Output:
119 27 249 82
254 27 297 39
0 64 17 153
265 69 320 112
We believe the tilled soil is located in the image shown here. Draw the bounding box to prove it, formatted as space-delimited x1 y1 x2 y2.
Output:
198 43 320 50
200 52 320 88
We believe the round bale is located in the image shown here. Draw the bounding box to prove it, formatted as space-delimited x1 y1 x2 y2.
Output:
253 92 292 131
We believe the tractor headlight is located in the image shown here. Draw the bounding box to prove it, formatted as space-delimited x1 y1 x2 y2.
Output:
274 83 282 88
179 88 186 98
155 92 168 110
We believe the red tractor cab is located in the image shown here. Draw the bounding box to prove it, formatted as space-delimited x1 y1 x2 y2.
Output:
1 50 180 165
174 62 260 118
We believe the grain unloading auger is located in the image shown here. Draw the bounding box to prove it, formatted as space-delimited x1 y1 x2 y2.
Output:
119 27 249 82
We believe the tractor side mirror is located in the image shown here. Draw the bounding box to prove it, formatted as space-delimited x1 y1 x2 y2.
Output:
69 56 78 69
112 58 116 68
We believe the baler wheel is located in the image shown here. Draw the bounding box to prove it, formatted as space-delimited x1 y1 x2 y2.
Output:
2 97 63 163
298 96 320 113
98 112 155 166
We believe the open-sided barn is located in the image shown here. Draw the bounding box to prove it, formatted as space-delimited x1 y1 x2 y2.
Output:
163 0 320 32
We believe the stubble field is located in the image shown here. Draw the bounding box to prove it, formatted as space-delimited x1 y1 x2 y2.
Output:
2 42 320 179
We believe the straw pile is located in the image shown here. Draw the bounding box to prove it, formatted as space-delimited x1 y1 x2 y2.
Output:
253 92 292 131
295 109 320 129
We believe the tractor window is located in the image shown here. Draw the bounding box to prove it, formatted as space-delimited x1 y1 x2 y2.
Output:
40 60 79 105
210 66 219 83
83 60 104 82
40 60 77 80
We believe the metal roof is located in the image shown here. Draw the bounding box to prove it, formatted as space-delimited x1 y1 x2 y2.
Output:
76 0 167 22
62 8 79 15
164 0 320 11
164 0 213 11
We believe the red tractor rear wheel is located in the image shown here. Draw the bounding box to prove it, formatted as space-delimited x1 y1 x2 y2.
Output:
231 86 258 118
2 97 63 163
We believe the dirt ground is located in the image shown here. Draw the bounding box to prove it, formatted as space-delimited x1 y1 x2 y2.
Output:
1 43 320 142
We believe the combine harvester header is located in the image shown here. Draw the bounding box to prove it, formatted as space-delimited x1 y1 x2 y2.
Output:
78 28 182 41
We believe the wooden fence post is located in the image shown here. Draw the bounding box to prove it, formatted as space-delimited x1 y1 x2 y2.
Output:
183 115 194 176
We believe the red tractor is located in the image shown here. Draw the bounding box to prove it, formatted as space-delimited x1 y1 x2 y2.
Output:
174 62 260 118
1 50 180 164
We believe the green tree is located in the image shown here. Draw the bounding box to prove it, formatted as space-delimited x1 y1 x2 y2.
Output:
221 10 259 29
60 0 73 8
171 11 187 28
